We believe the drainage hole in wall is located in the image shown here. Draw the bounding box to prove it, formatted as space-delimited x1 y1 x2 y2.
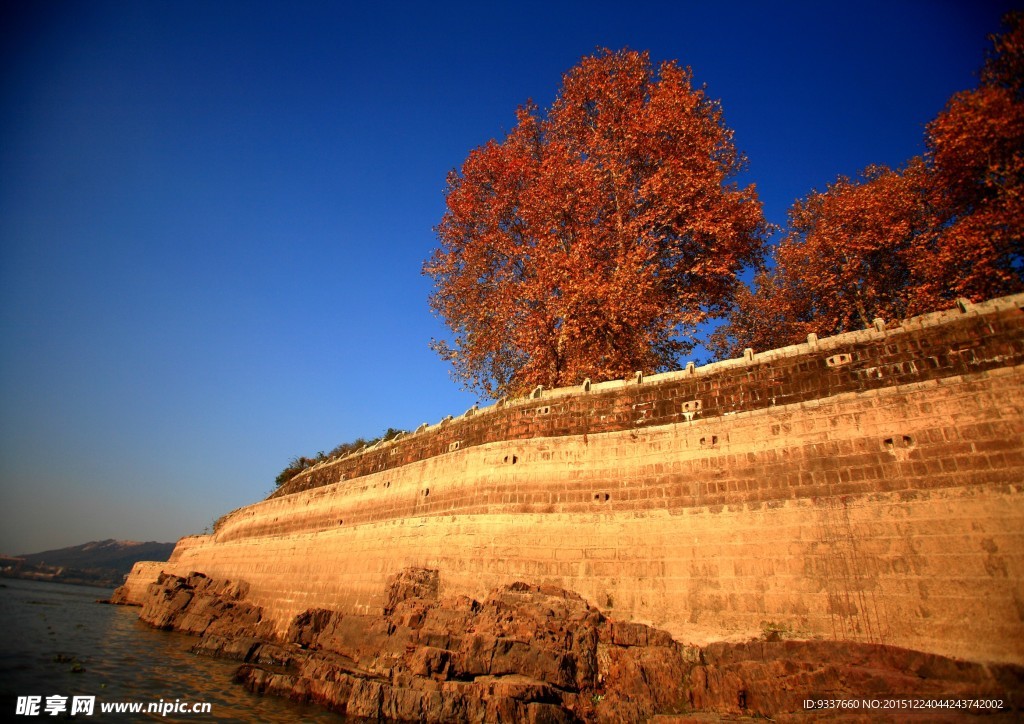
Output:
423 488 430 497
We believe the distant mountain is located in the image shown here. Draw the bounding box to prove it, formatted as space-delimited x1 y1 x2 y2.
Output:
2 539 175 588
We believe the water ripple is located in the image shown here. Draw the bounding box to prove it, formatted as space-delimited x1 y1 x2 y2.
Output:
0 579 343 721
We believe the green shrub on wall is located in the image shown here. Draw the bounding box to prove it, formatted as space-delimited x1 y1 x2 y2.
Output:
275 428 405 487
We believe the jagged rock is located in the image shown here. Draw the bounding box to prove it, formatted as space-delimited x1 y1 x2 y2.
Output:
137 571 272 643
683 639 1024 719
286 608 335 648
130 567 1024 722
107 585 138 606
384 566 439 614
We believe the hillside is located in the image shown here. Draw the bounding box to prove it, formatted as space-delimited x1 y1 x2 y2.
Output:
2 539 175 588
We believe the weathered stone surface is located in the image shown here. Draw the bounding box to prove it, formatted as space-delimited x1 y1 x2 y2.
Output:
118 296 1024 669
136 571 273 642
385 566 440 613
686 638 1024 717
112 296 1024 719
131 567 1023 721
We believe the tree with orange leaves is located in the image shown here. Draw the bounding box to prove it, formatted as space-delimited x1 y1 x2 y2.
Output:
916 12 1024 311
713 161 932 356
716 14 1023 357
425 49 767 398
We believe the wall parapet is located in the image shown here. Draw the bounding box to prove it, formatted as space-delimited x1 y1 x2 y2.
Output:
274 293 1024 499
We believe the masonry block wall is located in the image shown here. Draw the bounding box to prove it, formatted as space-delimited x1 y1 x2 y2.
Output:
124 295 1024 665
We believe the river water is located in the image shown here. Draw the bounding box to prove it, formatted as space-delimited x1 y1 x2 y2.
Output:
0 578 341 721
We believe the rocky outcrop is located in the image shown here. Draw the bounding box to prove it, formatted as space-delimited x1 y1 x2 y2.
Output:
687 640 1024 720
120 567 1023 721
107 585 136 605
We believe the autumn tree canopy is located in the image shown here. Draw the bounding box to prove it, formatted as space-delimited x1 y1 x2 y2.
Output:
715 13 1024 357
919 13 1024 309
425 49 767 398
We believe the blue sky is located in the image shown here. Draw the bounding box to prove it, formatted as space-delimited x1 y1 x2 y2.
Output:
0 0 1015 553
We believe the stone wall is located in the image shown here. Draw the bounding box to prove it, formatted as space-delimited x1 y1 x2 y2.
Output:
110 560 165 604
122 295 1024 666
274 295 1024 500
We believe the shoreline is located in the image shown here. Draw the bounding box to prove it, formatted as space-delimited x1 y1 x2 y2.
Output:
114 568 1024 721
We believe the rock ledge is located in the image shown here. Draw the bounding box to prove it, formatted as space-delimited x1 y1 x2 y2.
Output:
118 569 1023 721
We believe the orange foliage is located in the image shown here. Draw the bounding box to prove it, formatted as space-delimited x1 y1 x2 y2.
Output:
918 17 1024 309
425 49 767 398
718 14 1024 357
